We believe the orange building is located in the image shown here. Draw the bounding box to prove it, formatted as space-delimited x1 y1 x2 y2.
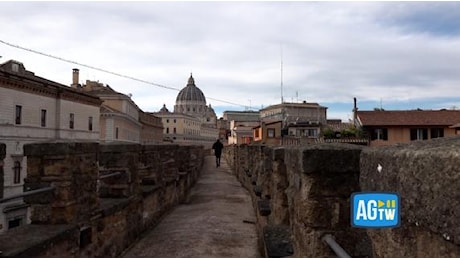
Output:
253 120 283 145
356 110 460 146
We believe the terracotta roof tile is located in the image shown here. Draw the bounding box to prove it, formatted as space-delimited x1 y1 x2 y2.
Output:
357 110 460 126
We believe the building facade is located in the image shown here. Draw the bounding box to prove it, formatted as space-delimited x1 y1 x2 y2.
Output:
75 73 163 144
356 110 460 146
153 75 218 146
0 60 101 233
80 79 142 143
260 101 327 138
253 120 283 145
221 110 260 145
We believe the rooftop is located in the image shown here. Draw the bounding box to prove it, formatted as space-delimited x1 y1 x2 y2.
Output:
357 110 460 126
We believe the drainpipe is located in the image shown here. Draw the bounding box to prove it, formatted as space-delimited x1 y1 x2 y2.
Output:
321 234 351 258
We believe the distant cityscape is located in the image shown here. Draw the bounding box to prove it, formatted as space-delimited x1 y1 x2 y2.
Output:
1 58 460 233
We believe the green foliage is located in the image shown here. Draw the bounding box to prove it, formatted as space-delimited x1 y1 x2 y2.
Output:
322 128 335 139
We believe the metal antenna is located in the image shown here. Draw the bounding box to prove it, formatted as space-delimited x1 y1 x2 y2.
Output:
280 43 284 104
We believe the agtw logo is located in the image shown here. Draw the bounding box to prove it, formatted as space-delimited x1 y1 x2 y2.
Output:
351 192 400 228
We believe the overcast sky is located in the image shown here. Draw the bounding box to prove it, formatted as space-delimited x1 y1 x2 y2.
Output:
1 1 460 120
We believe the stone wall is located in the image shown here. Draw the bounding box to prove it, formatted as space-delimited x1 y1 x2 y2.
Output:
0 142 204 257
225 137 460 257
360 136 460 257
224 144 371 257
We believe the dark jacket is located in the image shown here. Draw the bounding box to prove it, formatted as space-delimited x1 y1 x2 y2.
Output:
212 140 224 156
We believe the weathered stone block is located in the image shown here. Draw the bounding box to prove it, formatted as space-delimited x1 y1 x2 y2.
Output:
301 144 362 175
254 186 263 197
24 142 99 156
360 136 460 256
263 225 294 257
258 199 271 216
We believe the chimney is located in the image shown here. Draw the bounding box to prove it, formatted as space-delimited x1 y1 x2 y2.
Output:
71 68 80 88
353 97 358 125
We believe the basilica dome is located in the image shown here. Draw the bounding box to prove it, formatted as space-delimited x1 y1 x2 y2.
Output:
175 74 206 105
173 74 217 127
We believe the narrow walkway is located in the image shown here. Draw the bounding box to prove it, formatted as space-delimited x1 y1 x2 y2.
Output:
123 156 260 258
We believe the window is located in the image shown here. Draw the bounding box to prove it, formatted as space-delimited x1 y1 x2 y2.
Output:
115 127 119 139
88 117 93 131
166 119 169 123
173 127 176 134
431 128 444 139
8 217 22 229
15 105 22 124
372 128 388 141
166 127 169 134
173 119 176 123
41 109 46 127
267 128 275 138
410 128 428 141
11 63 19 73
308 129 318 137
13 161 21 184
69 113 74 129
254 129 260 138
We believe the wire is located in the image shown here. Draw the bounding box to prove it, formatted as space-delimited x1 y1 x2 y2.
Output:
0 39 245 107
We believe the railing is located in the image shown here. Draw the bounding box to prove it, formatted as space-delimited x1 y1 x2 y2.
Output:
321 234 351 258
0 187 55 204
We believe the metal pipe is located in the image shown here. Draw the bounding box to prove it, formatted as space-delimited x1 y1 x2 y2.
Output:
0 186 55 204
321 234 351 258
99 171 122 179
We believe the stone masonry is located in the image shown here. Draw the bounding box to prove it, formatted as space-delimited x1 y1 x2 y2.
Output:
0 142 204 257
224 137 460 257
224 143 372 257
360 136 460 257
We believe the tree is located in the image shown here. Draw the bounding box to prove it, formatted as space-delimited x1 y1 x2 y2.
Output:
322 128 335 139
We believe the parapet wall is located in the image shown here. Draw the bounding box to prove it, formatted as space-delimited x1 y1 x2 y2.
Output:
360 137 460 257
0 142 204 257
224 137 460 257
224 143 371 257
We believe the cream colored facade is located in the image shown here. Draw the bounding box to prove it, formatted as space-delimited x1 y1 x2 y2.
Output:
155 112 217 144
0 60 101 234
152 75 219 147
81 80 144 144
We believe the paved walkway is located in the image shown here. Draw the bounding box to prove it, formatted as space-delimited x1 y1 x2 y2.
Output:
123 156 260 258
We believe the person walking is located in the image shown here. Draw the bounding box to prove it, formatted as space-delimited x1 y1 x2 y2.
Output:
212 139 224 167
